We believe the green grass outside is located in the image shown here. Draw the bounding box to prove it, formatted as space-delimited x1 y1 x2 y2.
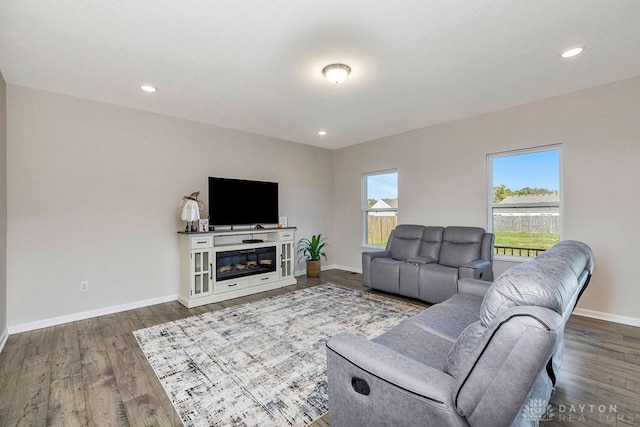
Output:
494 231 560 250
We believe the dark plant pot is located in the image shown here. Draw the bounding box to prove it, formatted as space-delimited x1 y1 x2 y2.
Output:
306 260 321 277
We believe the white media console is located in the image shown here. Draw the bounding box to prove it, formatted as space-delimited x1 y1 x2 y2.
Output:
178 227 297 308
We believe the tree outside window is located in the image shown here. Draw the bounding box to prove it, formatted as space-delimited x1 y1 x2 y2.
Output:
489 147 561 258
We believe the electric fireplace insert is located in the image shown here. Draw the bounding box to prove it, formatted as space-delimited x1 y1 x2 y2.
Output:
216 246 277 281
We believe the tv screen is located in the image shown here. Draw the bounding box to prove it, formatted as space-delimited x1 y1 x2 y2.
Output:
208 177 279 226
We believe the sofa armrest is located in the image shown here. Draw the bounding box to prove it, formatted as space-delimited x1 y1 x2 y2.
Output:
458 278 492 298
459 259 493 281
406 256 436 265
363 250 392 260
461 259 491 270
362 250 392 288
326 332 454 403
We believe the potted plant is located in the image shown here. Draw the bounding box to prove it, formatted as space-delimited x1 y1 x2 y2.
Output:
297 234 328 278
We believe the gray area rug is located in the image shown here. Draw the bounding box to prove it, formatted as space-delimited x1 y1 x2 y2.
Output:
134 284 421 427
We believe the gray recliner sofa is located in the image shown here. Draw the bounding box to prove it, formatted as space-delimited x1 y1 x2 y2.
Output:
327 240 594 427
363 225 494 303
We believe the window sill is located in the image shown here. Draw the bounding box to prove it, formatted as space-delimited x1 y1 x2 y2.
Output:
361 244 386 250
493 254 536 263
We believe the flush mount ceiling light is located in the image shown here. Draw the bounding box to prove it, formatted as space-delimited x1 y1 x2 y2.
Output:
322 64 351 84
560 46 585 58
140 85 157 92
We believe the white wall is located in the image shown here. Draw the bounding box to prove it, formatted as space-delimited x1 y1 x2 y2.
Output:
6 85 334 328
0 71 7 344
333 75 640 321
6 74 640 329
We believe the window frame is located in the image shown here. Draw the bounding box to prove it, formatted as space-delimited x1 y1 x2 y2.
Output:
487 144 563 262
361 169 398 248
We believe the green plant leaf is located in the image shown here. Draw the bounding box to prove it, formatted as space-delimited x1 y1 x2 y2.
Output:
297 234 328 261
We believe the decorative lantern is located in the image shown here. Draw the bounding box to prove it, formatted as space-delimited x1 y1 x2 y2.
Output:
180 191 203 232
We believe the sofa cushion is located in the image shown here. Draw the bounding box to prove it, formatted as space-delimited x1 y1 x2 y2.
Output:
410 301 480 342
536 240 594 276
440 293 485 315
439 227 485 268
418 226 444 261
418 263 459 303
443 321 485 378
388 224 425 260
479 241 589 327
373 320 454 370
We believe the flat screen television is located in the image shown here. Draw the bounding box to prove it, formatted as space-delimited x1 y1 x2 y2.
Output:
208 177 279 226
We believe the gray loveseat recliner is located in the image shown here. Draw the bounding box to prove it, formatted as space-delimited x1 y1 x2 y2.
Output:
363 225 494 303
327 240 594 427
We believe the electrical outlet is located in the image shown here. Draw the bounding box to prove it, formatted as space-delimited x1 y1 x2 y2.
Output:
80 281 89 291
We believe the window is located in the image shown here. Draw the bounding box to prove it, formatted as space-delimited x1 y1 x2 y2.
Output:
488 146 561 258
362 170 398 246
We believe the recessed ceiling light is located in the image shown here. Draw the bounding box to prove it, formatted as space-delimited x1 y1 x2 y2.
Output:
560 46 585 58
318 131 328 136
140 85 157 92
322 64 351 84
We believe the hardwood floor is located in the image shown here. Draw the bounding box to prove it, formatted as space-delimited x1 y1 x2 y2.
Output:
0 269 639 426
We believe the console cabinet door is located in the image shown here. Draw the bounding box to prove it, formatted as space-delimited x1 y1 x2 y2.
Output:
191 249 213 297
280 241 294 280
279 230 295 280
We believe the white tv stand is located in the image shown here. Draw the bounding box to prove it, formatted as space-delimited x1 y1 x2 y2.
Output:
177 227 296 308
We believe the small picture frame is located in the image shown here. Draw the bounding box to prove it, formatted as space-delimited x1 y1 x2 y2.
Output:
198 219 209 232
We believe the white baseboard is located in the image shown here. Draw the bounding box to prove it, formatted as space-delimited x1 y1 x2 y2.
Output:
0 328 8 353
322 266 640 328
293 267 640 328
294 264 332 277
7 294 179 335
573 308 640 328
4 285 638 340
332 264 362 274
294 264 362 277
7 264 360 335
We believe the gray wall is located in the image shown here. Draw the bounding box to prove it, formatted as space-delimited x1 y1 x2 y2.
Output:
6 85 334 327
333 75 640 321
0 71 6 341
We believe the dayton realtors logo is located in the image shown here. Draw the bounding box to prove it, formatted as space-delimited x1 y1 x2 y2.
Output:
521 399 635 423
555 403 633 423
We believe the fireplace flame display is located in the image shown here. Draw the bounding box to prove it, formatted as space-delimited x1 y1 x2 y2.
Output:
216 247 277 281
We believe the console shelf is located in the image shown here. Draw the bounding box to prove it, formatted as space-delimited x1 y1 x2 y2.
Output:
177 227 297 308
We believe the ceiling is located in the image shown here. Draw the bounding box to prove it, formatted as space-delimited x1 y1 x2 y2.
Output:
1 1 640 150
